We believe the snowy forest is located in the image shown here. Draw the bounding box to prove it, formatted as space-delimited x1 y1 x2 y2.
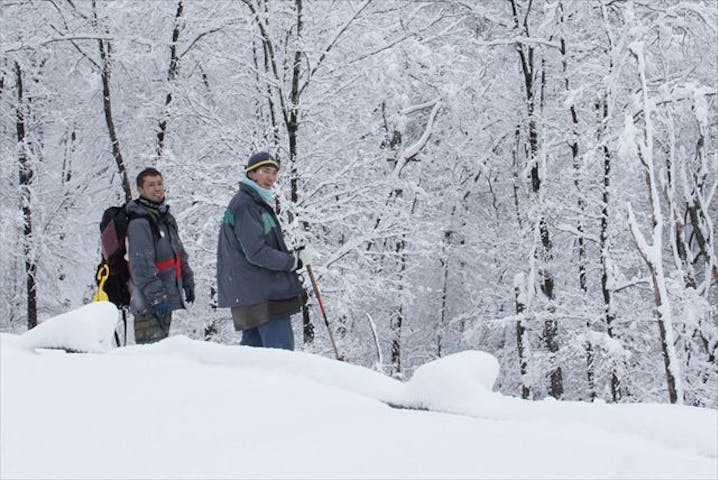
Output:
1 0 716 407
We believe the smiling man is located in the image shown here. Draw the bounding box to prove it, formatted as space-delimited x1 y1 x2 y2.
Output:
216 152 310 350
126 167 195 344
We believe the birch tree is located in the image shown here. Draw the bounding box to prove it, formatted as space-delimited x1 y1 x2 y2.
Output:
624 39 684 404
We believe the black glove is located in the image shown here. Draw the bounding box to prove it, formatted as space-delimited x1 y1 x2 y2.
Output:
152 298 169 319
183 285 195 304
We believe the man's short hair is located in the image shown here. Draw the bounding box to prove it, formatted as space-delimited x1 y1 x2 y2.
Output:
136 167 163 188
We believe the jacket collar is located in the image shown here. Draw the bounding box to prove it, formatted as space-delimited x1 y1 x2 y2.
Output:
136 196 169 216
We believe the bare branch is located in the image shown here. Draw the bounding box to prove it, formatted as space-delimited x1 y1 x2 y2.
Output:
299 0 373 97
179 27 223 58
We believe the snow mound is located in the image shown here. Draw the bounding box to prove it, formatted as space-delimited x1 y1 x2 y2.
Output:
405 350 499 409
19 302 119 353
119 334 406 404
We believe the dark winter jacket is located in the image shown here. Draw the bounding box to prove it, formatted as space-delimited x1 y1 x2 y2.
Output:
216 182 303 329
127 199 194 315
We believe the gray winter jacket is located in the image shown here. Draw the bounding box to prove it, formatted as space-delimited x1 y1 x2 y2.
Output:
216 182 303 328
127 199 194 315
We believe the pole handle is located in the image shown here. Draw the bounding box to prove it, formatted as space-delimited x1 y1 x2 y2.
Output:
93 264 110 302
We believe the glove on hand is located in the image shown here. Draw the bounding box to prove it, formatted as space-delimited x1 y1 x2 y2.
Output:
293 245 314 271
183 285 195 304
152 298 169 319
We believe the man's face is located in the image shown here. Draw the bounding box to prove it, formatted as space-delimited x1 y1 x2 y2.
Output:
249 166 279 189
138 174 165 203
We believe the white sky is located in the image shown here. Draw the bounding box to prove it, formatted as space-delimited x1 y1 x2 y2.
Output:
2 303 716 479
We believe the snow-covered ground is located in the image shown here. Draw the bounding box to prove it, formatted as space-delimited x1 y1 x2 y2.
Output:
2 303 716 479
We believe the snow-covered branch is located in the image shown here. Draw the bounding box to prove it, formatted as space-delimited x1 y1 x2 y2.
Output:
472 36 561 50
392 99 442 177
3 35 113 54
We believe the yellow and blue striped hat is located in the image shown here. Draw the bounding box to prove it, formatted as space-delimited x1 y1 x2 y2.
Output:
246 151 280 172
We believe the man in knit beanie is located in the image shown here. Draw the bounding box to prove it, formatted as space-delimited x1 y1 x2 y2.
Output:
215 151 311 349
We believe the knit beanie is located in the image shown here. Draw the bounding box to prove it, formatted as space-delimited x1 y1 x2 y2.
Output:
246 151 280 173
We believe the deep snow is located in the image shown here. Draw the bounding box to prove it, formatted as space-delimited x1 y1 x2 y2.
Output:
1 303 716 479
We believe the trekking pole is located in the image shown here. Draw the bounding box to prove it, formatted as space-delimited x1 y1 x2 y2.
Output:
121 309 128 346
305 264 343 361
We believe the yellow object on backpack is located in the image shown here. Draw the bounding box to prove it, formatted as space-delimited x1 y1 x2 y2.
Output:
93 263 110 302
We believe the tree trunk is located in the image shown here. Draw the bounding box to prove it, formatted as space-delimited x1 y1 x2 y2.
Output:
597 98 621 402
286 0 314 345
559 2 593 400
390 236 406 379
250 34 279 144
61 129 76 184
598 3 621 402
510 0 562 399
390 304 403 378
93 0 132 202
15 62 38 330
514 273 531 400
391 188 418 378
436 229 452 358
98 39 131 202
511 125 523 229
156 0 184 160
626 42 684 404
684 128 718 292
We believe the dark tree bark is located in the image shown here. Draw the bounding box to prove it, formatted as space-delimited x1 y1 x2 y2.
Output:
250 34 279 144
436 228 453 358
511 125 523 229
685 132 717 286
511 120 531 399
15 62 38 330
391 237 406 378
598 3 621 403
515 281 531 400
288 0 315 344
92 0 131 201
156 1 184 159
559 1 593 400
510 0 562 399
627 43 683 404
61 129 76 184
597 98 621 402
288 0 303 206
97 37 131 203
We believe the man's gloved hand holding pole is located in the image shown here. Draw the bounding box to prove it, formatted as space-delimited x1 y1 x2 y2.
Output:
293 245 313 271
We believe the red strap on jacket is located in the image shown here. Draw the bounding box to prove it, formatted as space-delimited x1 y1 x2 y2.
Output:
155 253 182 279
